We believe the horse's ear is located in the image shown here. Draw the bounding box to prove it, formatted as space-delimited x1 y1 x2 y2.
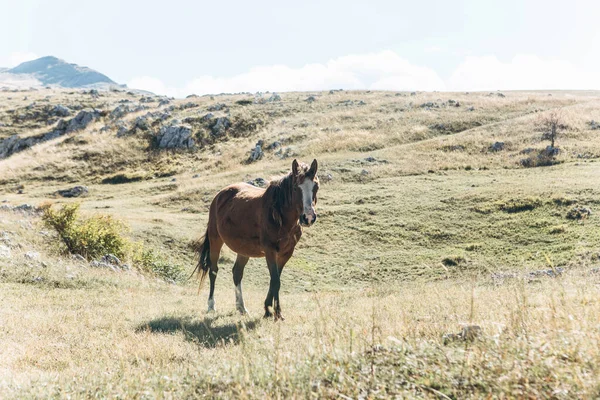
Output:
292 159 299 176
308 159 318 177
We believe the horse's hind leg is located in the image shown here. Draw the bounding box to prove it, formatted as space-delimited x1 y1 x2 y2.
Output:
207 236 224 312
232 254 250 314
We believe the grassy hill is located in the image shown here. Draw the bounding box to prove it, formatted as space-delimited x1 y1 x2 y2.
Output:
1 88 600 398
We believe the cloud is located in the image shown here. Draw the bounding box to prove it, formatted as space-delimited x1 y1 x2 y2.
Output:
128 50 446 97
448 54 600 91
130 51 600 97
0 51 38 68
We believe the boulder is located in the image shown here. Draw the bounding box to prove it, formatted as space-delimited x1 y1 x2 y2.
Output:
56 186 88 198
110 104 131 119
207 103 226 112
210 117 231 137
267 93 281 102
488 142 505 152
0 244 11 259
66 109 101 133
248 140 264 162
50 104 71 117
157 125 196 149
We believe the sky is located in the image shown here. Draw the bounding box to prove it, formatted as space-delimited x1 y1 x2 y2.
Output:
1 0 599 97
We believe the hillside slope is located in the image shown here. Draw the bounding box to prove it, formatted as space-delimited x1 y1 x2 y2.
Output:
2 88 600 398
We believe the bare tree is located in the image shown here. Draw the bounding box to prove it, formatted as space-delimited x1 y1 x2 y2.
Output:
536 109 564 149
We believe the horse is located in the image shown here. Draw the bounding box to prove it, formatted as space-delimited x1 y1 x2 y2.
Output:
193 159 319 320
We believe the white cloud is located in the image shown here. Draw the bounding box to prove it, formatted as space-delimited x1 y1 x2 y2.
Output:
128 50 446 97
448 54 600 91
0 51 38 68
128 51 600 96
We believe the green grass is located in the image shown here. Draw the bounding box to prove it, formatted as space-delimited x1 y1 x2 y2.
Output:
2 88 600 398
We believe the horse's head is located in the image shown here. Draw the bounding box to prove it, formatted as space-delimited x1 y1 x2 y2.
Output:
292 159 319 227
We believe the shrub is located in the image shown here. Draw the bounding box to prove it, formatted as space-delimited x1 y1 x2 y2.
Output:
497 197 543 213
133 248 185 282
41 203 128 260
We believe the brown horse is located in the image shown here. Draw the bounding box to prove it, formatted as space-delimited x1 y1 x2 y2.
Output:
194 159 319 320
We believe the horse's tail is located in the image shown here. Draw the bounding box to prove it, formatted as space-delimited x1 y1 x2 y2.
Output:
190 228 211 291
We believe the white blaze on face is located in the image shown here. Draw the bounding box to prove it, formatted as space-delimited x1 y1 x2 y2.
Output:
299 179 316 223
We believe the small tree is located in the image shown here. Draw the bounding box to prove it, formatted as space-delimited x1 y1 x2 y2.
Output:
536 109 564 149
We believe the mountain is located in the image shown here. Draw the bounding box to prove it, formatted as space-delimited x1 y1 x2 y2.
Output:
3 56 118 88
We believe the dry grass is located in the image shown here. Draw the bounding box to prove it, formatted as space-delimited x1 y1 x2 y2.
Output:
3 88 600 397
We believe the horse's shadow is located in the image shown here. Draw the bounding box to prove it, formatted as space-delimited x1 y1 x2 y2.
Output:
137 314 261 348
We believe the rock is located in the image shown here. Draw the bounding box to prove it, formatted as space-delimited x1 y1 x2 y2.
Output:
275 146 297 159
589 120 600 130
361 169 370 175
89 89 100 98
305 96 316 103
410 92 417 96
488 142 505 152
248 140 264 162
566 206 592 220
0 244 11 259
267 93 281 102
56 186 88 198
207 103 226 112
179 102 199 110
420 102 439 109
247 177 268 187
158 98 171 106
520 148 536 154
24 251 40 260
448 99 456 105
467 106 475 111
171 178 177 182
266 141 282 151
201 113 214 122
210 117 231 137
543 146 560 157
157 125 196 149
133 115 150 131
110 104 131 119
139 96 155 103
186 94 199 98
497 92 505 97
13 204 39 214
101 254 121 266
192 174 200 179
90 260 118 272
443 325 482 345
50 104 71 117
116 124 129 138
527 268 564 278
66 109 101 133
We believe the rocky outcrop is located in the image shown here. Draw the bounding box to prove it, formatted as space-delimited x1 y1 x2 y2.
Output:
156 125 196 149
0 109 101 159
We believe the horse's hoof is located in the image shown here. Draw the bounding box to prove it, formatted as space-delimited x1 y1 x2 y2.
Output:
274 313 285 322
263 310 273 319
237 308 249 316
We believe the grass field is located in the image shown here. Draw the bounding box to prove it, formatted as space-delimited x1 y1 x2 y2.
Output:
1 88 600 398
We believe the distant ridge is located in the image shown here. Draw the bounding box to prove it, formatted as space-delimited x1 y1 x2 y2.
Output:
2 56 119 88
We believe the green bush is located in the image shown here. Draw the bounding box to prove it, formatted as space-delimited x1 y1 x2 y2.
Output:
41 203 128 260
133 249 185 282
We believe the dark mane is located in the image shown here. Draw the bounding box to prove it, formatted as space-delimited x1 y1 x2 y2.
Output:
264 163 308 225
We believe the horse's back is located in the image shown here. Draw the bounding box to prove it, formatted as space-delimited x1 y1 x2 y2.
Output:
209 182 266 257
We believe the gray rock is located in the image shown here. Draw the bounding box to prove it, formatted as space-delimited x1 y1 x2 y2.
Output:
50 104 71 117
467 106 475 111
248 140 264 162
158 98 171 106
210 117 231 137
589 120 600 130
247 177 268 187
90 260 118 272
110 105 131 119
101 254 121 266
24 251 40 260
305 96 316 103
527 267 564 278
488 142 505 152
443 325 482 345
66 109 101 133
0 244 10 259
201 113 214 121
133 115 150 131
157 125 196 149
207 103 226 112
71 254 86 263
267 93 281 102
56 186 88 198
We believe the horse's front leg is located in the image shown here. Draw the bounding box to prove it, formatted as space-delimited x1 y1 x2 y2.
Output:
264 251 283 320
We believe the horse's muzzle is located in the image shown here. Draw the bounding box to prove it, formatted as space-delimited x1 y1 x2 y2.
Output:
300 213 317 227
